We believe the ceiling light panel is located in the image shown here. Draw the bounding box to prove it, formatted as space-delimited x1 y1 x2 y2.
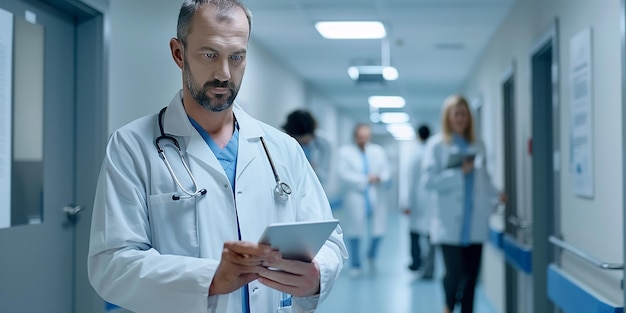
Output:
386 123 415 140
368 96 406 108
315 21 386 39
380 112 410 124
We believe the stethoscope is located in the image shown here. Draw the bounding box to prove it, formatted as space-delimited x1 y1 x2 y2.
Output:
155 107 292 201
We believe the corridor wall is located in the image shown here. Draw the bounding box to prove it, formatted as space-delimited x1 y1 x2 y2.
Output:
463 0 623 310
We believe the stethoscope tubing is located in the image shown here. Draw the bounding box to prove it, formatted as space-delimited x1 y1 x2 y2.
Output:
155 106 290 201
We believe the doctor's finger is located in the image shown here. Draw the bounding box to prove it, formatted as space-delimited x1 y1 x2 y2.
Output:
257 270 320 297
222 248 282 269
224 241 274 257
221 247 267 267
262 258 319 277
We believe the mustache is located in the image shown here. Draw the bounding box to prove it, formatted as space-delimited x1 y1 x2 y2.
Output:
203 80 234 89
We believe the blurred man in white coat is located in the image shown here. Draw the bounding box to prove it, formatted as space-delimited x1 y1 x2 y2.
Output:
337 123 391 278
402 124 435 279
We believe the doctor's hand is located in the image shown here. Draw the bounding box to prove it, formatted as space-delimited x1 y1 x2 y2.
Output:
499 192 508 204
368 174 381 184
256 258 321 297
462 158 474 174
209 241 280 296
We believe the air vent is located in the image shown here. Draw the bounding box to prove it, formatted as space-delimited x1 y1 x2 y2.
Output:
434 43 466 51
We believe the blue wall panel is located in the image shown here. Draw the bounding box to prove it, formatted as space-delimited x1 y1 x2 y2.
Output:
547 264 623 313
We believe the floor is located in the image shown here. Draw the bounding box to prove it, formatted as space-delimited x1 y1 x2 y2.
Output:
316 210 499 313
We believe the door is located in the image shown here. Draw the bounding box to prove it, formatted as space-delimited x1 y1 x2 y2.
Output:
0 1 77 311
530 21 560 313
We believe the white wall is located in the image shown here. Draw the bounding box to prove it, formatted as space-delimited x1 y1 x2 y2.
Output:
237 42 306 128
108 0 180 133
108 0 306 134
463 0 623 309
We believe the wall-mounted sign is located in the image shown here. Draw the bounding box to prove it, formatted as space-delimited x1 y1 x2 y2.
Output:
569 28 594 198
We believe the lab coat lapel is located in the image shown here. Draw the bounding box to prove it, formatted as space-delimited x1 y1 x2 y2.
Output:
162 90 225 176
233 103 264 180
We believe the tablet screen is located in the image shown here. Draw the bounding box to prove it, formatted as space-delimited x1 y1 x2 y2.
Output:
258 220 339 262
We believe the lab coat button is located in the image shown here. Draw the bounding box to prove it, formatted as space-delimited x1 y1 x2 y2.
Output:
223 184 228 189
252 287 259 292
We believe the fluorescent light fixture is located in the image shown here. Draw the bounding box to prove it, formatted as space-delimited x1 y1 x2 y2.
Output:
380 112 410 124
315 21 386 39
348 66 398 81
368 96 405 108
369 112 381 123
382 67 398 80
386 123 415 140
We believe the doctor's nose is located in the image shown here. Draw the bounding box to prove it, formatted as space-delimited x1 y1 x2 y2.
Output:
213 59 231 82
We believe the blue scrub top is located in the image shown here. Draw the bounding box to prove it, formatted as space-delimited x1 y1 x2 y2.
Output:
453 134 475 245
188 116 239 192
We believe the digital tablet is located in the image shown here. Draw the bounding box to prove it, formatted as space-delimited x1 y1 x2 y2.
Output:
258 220 339 262
446 153 475 169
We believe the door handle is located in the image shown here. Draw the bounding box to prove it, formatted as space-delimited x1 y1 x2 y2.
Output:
63 205 83 218
507 215 531 229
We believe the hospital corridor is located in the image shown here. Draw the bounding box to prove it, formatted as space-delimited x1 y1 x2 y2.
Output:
1 0 626 312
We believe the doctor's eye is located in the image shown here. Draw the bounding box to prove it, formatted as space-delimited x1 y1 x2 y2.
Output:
230 54 245 62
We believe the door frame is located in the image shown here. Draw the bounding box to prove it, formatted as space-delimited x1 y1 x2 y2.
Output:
529 18 560 313
71 1 109 312
620 0 626 303
500 60 518 313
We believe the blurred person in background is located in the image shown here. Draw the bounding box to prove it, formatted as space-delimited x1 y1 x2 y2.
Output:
402 124 435 279
337 123 391 278
421 95 506 313
282 109 332 186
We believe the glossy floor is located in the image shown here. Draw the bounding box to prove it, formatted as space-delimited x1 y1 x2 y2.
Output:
316 210 498 313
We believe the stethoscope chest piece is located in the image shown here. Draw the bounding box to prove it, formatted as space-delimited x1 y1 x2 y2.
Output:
274 181 292 201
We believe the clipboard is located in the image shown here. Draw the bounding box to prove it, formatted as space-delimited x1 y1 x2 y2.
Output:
446 153 475 169
258 220 339 262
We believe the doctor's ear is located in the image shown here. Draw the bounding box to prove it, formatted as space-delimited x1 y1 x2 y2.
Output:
170 38 184 69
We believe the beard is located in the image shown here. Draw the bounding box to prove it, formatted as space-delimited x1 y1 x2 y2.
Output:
183 58 239 112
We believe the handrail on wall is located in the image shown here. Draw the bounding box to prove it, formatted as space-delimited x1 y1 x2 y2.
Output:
549 236 623 270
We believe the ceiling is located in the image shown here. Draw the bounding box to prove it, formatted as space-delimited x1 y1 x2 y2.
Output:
244 0 516 129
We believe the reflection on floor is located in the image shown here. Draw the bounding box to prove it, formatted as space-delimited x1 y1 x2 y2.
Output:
317 210 498 313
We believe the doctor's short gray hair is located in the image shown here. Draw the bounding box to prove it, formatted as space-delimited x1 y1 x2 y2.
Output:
176 0 253 47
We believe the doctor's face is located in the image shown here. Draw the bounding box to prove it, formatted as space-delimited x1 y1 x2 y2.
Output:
447 104 470 136
354 125 371 149
178 5 249 112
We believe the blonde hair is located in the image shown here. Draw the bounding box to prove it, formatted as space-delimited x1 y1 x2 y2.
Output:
440 94 475 143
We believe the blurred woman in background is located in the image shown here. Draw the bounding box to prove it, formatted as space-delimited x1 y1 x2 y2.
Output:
421 95 506 313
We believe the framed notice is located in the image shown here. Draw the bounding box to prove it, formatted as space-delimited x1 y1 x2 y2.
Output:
0 7 13 228
569 28 594 198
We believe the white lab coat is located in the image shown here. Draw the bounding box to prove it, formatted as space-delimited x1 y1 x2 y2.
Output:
88 91 348 313
336 143 391 238
421 134 500 245
404 143 435 235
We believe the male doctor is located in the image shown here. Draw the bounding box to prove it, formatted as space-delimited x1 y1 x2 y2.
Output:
87 1 347 313
337 124 391 278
